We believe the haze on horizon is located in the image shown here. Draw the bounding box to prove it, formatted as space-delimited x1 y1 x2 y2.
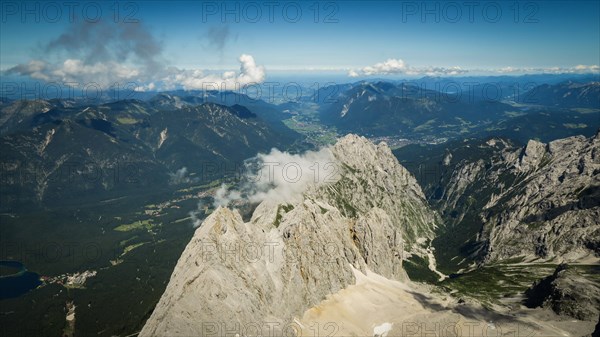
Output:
1 0 599 93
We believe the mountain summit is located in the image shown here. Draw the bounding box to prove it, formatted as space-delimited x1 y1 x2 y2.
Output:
139 134 438 336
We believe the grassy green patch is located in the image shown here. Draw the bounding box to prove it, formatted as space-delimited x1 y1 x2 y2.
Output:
504 111 527 118
273 204 294 228
440 264 557 306
121 242 146 256
413 119 437 132
573 108 600 114
119 235 139 247
113 219 157 232
404 255 440 284
563 123 587 129
116 117 139 125
281 204 294 213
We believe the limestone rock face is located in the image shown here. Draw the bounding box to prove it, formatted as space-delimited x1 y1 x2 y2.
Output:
525 264 600 321
323 134 437 249
139 134 436 337
481 133 600 263
438 132 600 263
515 139 546 172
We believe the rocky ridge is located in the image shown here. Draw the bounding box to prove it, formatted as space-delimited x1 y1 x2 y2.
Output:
139 134 437 336
480 131 600 262
433 131 600 264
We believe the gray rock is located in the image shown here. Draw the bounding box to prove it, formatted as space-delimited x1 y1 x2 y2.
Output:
482 132 600 263
516 139 546 172
525 264 600 321
439 132 600 263
139 134 436 337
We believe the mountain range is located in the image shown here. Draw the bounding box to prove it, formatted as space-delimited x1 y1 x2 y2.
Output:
0 78 598 337
395 131 600 273
0 94 301 211
317 80 599 142
141 134 600 336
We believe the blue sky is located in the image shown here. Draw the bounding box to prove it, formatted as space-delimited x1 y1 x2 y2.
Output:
1 1 599 89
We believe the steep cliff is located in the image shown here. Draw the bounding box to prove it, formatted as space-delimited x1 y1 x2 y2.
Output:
479 132 600 263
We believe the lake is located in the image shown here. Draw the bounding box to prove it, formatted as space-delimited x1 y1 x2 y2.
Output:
0 261 42 300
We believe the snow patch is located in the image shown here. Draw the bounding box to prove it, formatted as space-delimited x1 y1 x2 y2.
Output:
373 323 393 337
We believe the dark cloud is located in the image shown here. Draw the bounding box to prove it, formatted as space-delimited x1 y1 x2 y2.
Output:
45 20 165 74
204 26 236 56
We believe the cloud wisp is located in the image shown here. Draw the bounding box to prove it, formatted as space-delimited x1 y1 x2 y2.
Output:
349 58 600 77
349 58 468 77
493 65 600 74
162 54 265 91
211 147 339 209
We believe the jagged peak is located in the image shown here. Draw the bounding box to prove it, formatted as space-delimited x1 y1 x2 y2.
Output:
334 133 369 147
333 133 395 159
515 139 547 172
332 134 417 190
523 139 546 157
195 206 243 236
333 134 393 166
140 134 440 337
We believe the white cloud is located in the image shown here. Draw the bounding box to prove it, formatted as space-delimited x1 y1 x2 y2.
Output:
213 183 242 208
3 18 266 90
573 64 600 73
163 54 265 91
189 200 205 228
6 54 266 91
493 65 600 74
244 147 338 204
169 167 198 185
6 58 141 85
6 60 51 81
350 58 468 77
134 82 156 92
50 59 140 83
209 146 339 209
349 59 600 77
362 58 408 76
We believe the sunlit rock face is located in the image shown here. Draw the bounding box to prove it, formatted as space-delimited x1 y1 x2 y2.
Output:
139 134 437 337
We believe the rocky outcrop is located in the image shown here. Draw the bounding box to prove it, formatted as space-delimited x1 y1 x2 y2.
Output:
323 135 436 249
435 132 600 264
593 315 600 337
139 135 437 336
481 132 600 263
515 139 546 172
525 264 600 321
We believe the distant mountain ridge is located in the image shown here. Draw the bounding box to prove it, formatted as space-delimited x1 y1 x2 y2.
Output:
318 81 513 137
394 131 600 271
523 81 600 108
0 95 301 211
313 80 599 144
